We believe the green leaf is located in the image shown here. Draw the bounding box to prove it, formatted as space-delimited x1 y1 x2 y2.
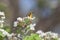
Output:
24 33 41 40
0 32 3 37
52 38 58 40
16 29 21 34
24 18 31 25
25 25 30 31
0 36 4 40
3 26 11 33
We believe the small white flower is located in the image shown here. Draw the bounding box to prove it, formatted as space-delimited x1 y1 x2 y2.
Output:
1 16 5 19
17 17 23 21
7 33 15 40
18 34 20 37
0 29 5 32
13 21 18 27
0 20 4 22
30 26 35 30
45 31 52 35
0 12 5 16
0 29 16 38
0 29 11 37
31 17 35 20
3 31 7 36
36 30 43 34
36 30 45 37
30 23 36 30
51 33 58 38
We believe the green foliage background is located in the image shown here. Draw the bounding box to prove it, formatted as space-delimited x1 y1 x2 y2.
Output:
24 33 41 40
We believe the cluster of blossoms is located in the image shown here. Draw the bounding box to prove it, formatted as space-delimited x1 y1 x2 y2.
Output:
0 28 18 40
0 11 5 28
0 12 13 38
0 29 13 37
13 16 36 40
36 30 60 40
0 11 6 37
0 11 37 40
0 12 14 40
14 16 36 30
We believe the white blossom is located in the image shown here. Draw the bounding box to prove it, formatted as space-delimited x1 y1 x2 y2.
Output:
45 31 58 38
18 34 20 37
45 31 52 35
51 33 58 38
0 12 5 28
30 26 35 30
36 30 59 39
13 21 18 27
1 16 5 19
29 23 36 30
0 29 14 37
0 11 5 16
0 20 4 22
36 30 44 34
36 30 45 37
0 29 5 32
8 33 16 40
17 17 23 22
0 29 11 37
2 31 8 36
